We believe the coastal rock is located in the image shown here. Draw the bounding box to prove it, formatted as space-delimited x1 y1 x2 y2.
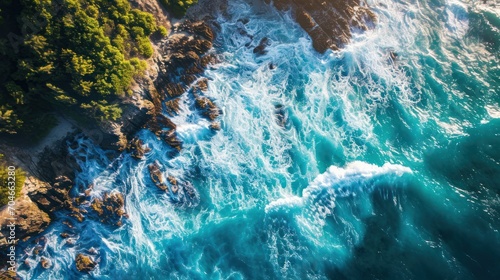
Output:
210 122 221 131
40 257 51 269
35 137 79 183
178 20 214 41
161 130 182 151
92 98 154 151
28 176 73 214
90 192 126 227
193 78 209 93
0 195 51 248
167 176 179 193
149 161 168 191
267 0 377 53
126 137 151 160
253 37 270 55
75 253 96 273
165 98 181 116
0 270 19 279
195 97 220 121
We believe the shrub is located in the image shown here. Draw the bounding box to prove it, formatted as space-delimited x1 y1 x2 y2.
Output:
0 164 26 207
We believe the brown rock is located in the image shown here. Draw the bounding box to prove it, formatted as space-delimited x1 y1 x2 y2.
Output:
40 257 51 269
179 20 214 41
165 98 181 116
127 137 150 160
90 192 126 226
165 83 186 98
0 193 51 252
148 161 169 190
195 97 220 121
210 122 221 131
161 130 182 151
28 176 73 214
75 253 96 273
269 0 377 53
0 270 19 279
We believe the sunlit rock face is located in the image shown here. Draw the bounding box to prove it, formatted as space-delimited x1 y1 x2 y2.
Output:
267 0 377 52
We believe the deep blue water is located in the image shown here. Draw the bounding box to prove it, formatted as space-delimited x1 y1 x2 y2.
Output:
18 0 500 279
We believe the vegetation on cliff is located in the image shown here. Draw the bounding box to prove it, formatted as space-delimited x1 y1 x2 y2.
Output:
0 154 26 206
159 0 198 18
0 0 166 138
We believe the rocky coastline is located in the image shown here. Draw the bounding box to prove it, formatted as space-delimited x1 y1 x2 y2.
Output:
0 0 378 276
0 1 220 275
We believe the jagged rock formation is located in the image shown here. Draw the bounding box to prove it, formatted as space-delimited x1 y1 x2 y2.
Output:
28 176 73 213
148 161 199 206
75 253 96 273
126 137 151 160
90 192 127 227
267 0 377 53
149 161 168 191
147 20 220 152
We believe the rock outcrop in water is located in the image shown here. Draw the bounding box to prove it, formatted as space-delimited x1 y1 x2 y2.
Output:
90 192 127 227
75 253 97 273
148 20 220 152
149 161 169 191
126 137 151 160
147 161 199 206
266 0 377 53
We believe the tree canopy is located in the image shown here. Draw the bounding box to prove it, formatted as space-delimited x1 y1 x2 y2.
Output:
160 0 198 18
0 0 166 137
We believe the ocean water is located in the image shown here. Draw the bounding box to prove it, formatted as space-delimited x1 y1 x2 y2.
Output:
17 0 500 279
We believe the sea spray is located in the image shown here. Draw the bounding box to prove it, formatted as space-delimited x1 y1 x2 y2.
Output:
13 0 500 278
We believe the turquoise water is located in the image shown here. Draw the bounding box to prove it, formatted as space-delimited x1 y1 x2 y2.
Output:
18 0 500 279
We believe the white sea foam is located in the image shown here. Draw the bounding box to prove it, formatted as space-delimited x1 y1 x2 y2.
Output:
266 161 412 214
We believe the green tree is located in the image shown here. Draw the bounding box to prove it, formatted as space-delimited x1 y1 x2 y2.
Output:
159 0 198 18
0 0 160 138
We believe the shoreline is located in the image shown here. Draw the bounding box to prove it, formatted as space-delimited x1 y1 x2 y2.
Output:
0 0 380 276
0 0 221 274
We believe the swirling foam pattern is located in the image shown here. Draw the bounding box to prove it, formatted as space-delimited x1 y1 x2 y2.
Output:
17 0 500 279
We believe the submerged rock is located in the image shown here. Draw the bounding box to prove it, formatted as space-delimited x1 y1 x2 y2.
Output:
75 253 96 273
253 37 270 55
274 104 288 127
